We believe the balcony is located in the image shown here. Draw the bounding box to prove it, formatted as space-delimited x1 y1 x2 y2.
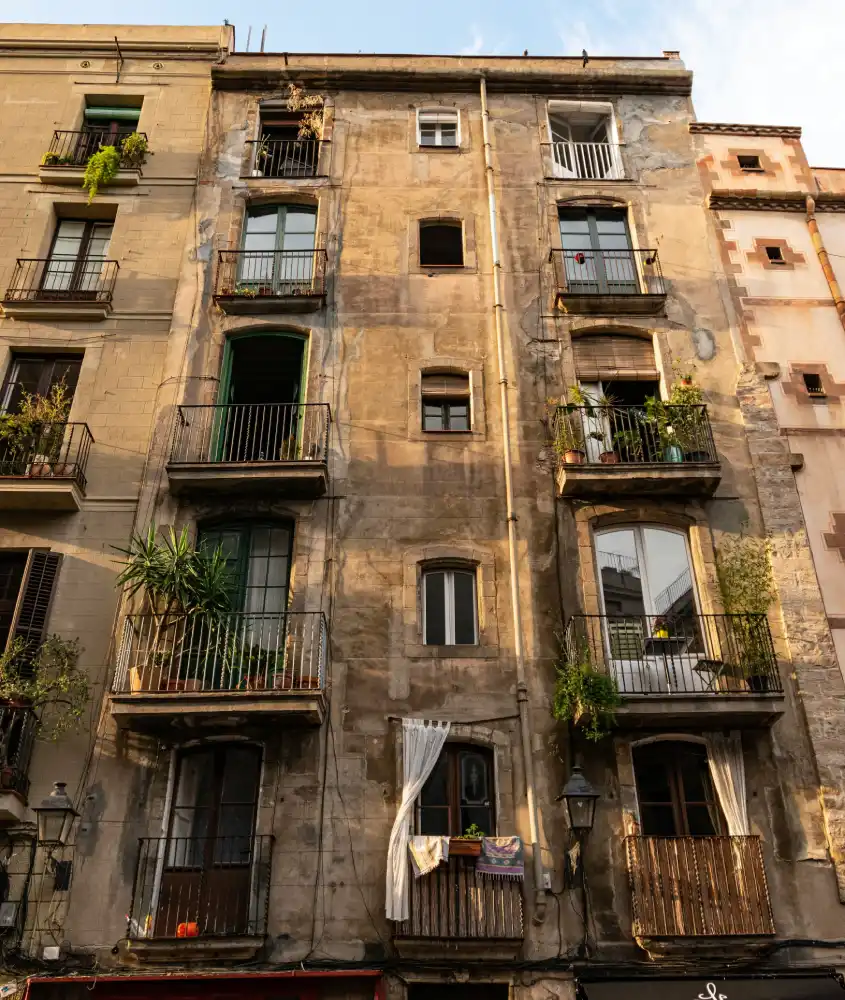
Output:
551 404 721 497
394 854 524 959
214 248 327 314
110 610 328 733
244 138 326 179
0 707 37 824
566 614 784 727
2 258 118 320
549 140 624 180
0 423 93 511
38 129 147 186
550 248 666 315
125 835 273 962
626 835 775 956
166 402 330 499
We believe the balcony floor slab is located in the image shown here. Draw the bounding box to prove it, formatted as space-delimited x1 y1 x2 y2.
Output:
214 293 325 315
556 462 721 498
617 692 785 728
167 461 328 499
38 165 142 187
123 935 264 964
0 479 84 510
555 292 667 315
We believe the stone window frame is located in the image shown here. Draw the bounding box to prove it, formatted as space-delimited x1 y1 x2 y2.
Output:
407 357 485 442
409 214 478 273
415 107 462 150
781 363 845 405
226 191 326 257
402 544 498 659
407 102 469 154
745 238 806 271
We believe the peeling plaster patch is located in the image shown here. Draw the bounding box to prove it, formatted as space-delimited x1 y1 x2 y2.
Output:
218 127 247 181
692 326 716 361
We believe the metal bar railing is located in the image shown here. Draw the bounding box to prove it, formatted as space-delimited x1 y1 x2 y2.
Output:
215 248 327 300
626 835 775 937
42 130 147 169
0 422 93 493
128 835 273 940
3 258 119 304
549 140 624 179
550 248 665 296
396 854 524 940
245 139 323 178
551 404 717 465
0 708 37 801
565 613 781 696
113 611 327 695
170 403 330 466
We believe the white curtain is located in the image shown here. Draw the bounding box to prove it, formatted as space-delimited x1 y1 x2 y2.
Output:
385 718 450 921
706 731 749 835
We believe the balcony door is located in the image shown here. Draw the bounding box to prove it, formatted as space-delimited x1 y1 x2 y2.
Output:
41 219 113 298
157 744 261 937
634 741 723 836
239 205 317 294
72 103 141 164
595 526 706 692
418 744 494 837
558 207 637 294
549 108 615 179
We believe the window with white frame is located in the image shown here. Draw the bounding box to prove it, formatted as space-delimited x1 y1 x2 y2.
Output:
417 109 459 148
423 566 477 645
547 100 622 180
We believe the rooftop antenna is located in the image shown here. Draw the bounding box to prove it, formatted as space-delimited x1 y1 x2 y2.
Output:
245 25 252 52
260 25 266 52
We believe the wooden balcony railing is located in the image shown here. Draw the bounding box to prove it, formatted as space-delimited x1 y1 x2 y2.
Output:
626 835 775 937
396 855 523 942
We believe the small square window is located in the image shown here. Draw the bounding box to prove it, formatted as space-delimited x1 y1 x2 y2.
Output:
418 110 459 148
765 245 786 264
803 373 826 397
422 373 471 430
737 154 763 171
419 222 464 267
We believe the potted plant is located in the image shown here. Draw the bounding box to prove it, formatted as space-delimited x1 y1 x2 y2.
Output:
612 427 644 463
450 823 485 856
552 634 621 742
252 138 270 176
667 367 709 461
82 144 121 202
549 387 587 464
119 132 148 169
590 431 618 464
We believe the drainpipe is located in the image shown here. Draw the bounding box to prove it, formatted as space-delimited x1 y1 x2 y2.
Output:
479 74 547 923
806 195 845 332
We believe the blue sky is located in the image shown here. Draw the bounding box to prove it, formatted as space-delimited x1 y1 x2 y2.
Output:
8 0 845 165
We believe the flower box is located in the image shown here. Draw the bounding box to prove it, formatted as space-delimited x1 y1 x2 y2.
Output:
449 838 482 857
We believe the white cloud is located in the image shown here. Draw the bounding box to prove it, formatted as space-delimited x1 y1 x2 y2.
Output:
460 26 485 55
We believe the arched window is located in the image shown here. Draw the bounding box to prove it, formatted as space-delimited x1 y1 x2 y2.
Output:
240 204 317 293
633 740 723 836
422 564 477 645
418 743 494 836
420 221 464 267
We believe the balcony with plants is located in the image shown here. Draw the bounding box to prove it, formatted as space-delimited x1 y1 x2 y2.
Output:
109 528 328 734
38 130 149 190
549 377 721 497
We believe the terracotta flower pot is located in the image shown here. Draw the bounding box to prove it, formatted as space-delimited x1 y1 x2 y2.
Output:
564 449 585 465
599 451 619 464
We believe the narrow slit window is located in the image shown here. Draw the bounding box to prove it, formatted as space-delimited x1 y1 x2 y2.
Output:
421 372 471 431
418 110 459 148
423 567 477 645
419 222 464 267
803 372 826 397
737 154 763 171
765 245 785 264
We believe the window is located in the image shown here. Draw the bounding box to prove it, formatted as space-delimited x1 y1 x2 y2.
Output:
548 101 621 179
421 373 470 431
240 205 317 293
737 154 763 172
42 219 113 297
765 245 785 264
419 222 464 267
633 741 723 836
597 526 696 619
0 551 61 658
1 354 81 415
423 566 477 645
419 744 494 836
69 101 142 165
198 523 293 615
803 372 826 397
558 207 636 293
417 110 459 148
255 111 320 177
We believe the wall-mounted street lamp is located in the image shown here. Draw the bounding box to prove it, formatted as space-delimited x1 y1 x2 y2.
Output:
33 782 78 849
557 764 599 890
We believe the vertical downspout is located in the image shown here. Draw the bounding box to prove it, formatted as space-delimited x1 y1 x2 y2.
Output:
480 75 547 922
806 195 845 331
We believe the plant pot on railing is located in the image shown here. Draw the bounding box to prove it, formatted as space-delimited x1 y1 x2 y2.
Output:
599 451 619 464
663 443 684 463
564 449 585 465
747 673 770 693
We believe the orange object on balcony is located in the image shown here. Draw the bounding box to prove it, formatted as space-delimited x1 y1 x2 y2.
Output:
176 921 199 938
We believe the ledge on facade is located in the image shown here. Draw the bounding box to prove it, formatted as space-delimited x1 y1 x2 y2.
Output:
393 938 523 960
709 190 845 213
634 933 774 962
122 935 264 964
0 791 26 825
617 692 785 729
37 165 142 187
166 461 329 499
214 291 326 315
555 292 667 316
0 299 113 321
556 462 721 498
690 122 802 138
0 479 85 511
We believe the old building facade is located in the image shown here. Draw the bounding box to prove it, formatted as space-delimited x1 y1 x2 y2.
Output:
0 34 844 1000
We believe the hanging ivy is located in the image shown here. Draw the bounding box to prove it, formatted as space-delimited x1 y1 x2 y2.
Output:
82 145 120 202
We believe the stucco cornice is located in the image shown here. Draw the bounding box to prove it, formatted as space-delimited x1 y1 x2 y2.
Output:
690 122 802 138
0 39 226 59
709 191 845 213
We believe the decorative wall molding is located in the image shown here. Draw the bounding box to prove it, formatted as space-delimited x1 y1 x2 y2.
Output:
690 122 802 138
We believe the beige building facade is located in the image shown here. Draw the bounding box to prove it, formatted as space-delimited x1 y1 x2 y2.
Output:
0 34 845 1000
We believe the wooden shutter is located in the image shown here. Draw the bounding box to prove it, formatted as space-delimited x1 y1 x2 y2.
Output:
573 334 657 381
6 551 62 659
421 373 470 396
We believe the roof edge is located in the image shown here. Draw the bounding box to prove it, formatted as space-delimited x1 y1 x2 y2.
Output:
690 122 802 139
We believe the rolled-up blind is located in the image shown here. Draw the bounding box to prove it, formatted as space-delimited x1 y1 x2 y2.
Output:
573 334 657 381
421 373 470 396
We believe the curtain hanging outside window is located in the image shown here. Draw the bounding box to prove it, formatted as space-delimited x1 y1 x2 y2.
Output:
705 731 749 836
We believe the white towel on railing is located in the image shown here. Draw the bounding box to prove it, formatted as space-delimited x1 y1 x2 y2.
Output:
409 836 449 878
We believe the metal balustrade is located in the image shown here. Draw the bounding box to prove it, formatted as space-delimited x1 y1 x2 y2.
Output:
0 708 37 800
3 258 118 305
551 404 717 465
170 403 330 467
215 248 327 301
550 248 665 297
396 854 524 942
128 835 273 940
42 129 147 169
0 422 93 493
550 140 624 179
245 138 323 178
565 613 781 696
114 611 327 695
626 835 775 937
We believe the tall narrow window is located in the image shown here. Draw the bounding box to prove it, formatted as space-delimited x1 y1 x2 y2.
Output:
423 566 477 645
633 741 723 836
0 354 81 415
558 207 636 294
421 372 471 431
198 523 293 615
240 205 317 294
42 219 113 298
419 744 494 836
419 222 464 267
417 110 459 148
0 551 61 658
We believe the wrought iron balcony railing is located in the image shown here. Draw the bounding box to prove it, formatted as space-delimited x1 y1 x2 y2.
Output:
170 403 330 467
215 248 327 301
128 835 273 941
246 138 324 178
0 422 93 493
626 835 775 937
0 707 37 800
551 404 717 465
550 140 624 179
3 258 118 305
395 854 524 942
550 248 665 297
41 129 147 169
114 611 327 695
565 613 781 696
